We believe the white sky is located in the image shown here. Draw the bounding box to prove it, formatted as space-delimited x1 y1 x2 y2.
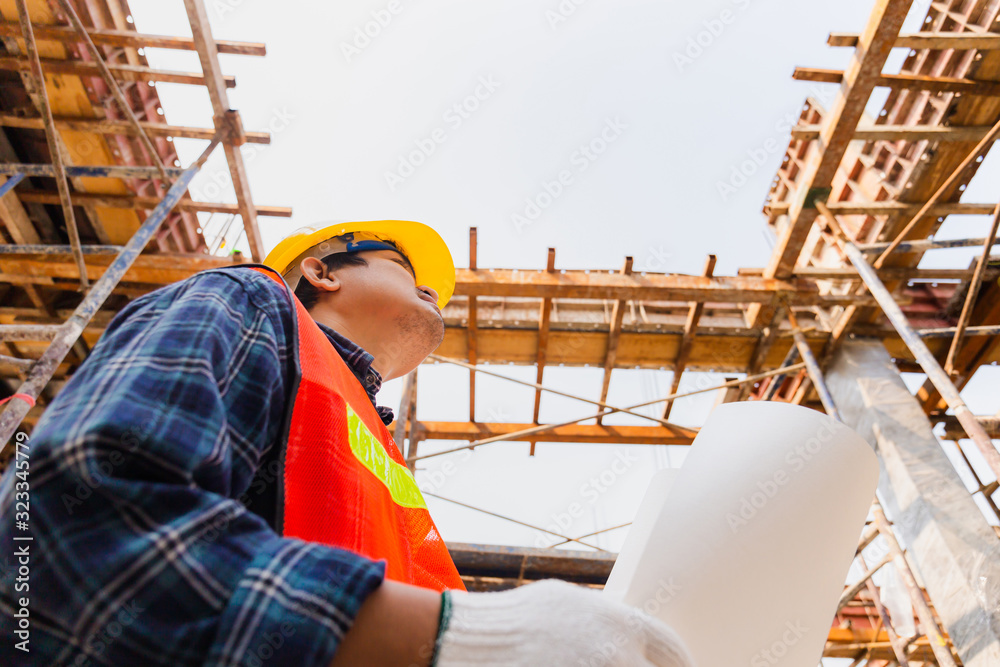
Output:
127 1 998 633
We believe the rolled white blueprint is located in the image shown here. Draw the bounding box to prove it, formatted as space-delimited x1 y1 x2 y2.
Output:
604 401 878 667
602 468 677 600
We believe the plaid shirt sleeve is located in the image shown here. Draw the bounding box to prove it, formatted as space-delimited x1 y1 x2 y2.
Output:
0 268 386 667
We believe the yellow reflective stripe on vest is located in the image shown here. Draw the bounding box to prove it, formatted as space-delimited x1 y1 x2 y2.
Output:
345 404 427 510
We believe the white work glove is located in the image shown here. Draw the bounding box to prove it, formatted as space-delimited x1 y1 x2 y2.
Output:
433 579 695 667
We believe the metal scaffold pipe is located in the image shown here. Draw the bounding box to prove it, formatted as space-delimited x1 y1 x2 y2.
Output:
0 138 223 449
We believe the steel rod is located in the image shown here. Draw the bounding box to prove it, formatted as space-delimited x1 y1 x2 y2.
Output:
920 324 1000 338
786 306 842 420
0 354 34 371
427 353 687 430
0 325 61 342
410 363 807 462
0 163 186 179
0 172 24 198
422 492 603 551
0 137 222 448
544 521 631 549
944 201 1000 374
874 115 1000 267
14 0 88 289
861 558 913 667
858 235 999 253
55 0 171 184
836 552 893 614
817 201 1000 482
0 244 123 255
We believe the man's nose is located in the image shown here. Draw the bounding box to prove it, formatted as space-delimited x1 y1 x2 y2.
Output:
418 285 439 303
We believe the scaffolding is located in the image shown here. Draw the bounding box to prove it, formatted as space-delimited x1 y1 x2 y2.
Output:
2 0 1000 665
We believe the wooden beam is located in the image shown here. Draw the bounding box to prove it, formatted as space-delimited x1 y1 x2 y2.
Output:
183 0 264 261
413 421 697 445
0 113 270 144
793 67 1000 96
761 0 913 298
530 248 556 455
663 254 716 418
0 21 266 56
596 256 632 425
14 189 291 217
452 269 876 306
766 201 996 217
827 340 1000 667
829 31 1000 51
791 123 994 142
0 55 236 87
467 227 478 423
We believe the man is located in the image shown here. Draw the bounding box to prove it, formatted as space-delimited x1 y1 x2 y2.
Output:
0 220 693 666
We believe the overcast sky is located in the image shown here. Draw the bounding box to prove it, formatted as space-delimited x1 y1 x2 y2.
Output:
128 0 997 605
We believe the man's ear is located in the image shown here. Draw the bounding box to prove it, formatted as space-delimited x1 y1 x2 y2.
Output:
299 256 342 294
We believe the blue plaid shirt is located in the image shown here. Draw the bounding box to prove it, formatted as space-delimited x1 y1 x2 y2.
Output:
0 267 397 666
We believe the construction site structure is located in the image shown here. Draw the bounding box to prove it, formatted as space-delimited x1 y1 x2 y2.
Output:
1 0 999 665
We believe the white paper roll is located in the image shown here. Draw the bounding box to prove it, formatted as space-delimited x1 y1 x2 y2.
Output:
603 468 678 600
606 401 878 667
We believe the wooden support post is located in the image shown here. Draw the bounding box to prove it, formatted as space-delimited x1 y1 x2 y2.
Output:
14 0 88 288
597 256 632 425
944 201 1000 375
182 0 265 261
529 248 555 456
467 227 478 423
826 340 1000 667
662 255 715 419
393 370 416 458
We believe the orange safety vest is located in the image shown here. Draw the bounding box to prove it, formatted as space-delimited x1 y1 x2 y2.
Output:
250 266 465 592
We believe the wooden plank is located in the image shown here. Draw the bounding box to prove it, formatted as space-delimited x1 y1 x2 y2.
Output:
827 340 1000 667
452 269 876 306
766 201 996 217
761 0 913 295
183 0 264 261
0 21 266 56
791 123 993 142
14 189 290 217
663 254 716 418
793 67 1000 96
829 31 1000 51
0 113 270 144
413 420 697 445
0 55 236 87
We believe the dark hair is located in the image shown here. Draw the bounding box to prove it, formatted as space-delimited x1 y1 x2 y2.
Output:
294 252 368 310
293 238 415 311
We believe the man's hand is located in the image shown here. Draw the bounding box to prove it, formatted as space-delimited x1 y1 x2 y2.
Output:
435 579 695 666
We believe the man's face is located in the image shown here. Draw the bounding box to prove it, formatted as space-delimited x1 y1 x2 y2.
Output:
307 247 445 379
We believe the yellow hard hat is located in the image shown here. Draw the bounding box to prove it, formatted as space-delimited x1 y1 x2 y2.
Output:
263 220 455 309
